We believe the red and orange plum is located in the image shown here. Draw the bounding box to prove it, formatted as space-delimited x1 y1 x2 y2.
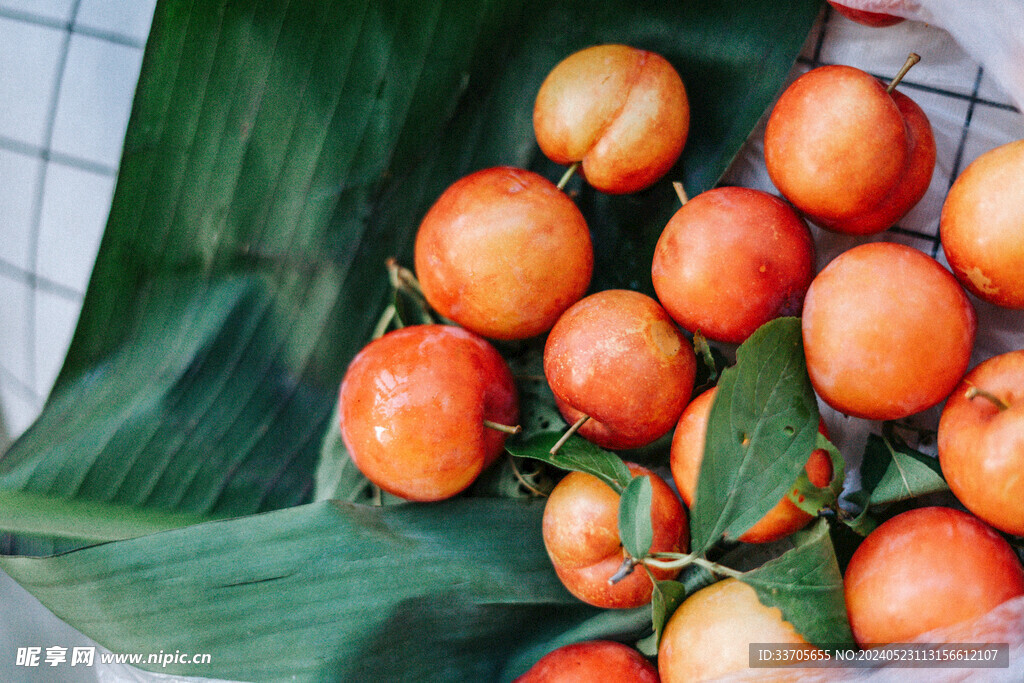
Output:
543 463 688 609
940 139 1024 308
765 64 934 235
938 349 1024 536
338 325 518 502
534 44 689 194
844 507 1024 646
515 640 658 682
652 186 815 343
414 166 592 340
802 242 976 421
543 290 696 450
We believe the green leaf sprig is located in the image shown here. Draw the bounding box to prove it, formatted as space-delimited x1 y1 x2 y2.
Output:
691 317 820 553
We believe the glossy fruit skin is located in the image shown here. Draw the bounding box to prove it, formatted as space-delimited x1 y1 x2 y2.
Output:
670 388 833 543
802 242 976 421
652 186 815 343
534 44 689 194
764 65 934 235
542 464 688 609
338 325 518 502
543 290 697 450
844 507 1024 646
822 90 935 235
514 640 659 682
659 578 816 682
827 1 905 27
414 166 593 340
938 350 1024 535
940 139 1024 308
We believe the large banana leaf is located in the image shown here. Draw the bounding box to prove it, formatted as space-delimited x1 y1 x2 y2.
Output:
2 498 650 680
0 0 821 678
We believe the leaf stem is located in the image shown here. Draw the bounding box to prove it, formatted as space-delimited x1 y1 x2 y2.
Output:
386 257 426 298
549 415 591 455
556 161 580 190
886 52 920 93
644 551 745 580
371 304 398 339
507 455 547 498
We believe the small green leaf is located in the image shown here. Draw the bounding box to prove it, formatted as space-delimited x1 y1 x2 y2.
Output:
786 433 846 516
506 433 632 493
866 433 949 505
619 476 654 560
691 318 819 553
636 565 716 655
742 519 855 648
636 579 688 655
840 433 948 536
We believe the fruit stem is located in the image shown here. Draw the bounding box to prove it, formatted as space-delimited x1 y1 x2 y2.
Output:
672 181 689 206
549 414 591 455
608 556 638 585
484 420 523 434
886 53 920 93
556 161 580 190
645 552 745 580
371 304 399 339
964 385 1010 411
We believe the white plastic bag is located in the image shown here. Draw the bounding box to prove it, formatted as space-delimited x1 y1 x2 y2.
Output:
831 0 1024 110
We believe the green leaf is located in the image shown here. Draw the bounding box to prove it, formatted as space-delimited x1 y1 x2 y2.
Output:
506 433 632 493
691 318 820 553
839 432 948 536
0 498 642 681
1 0 820 539
864 433 949 506
509 608 652 677
742 519 855 648
842 498 879 537
636 566 716 656
619 476 654 560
